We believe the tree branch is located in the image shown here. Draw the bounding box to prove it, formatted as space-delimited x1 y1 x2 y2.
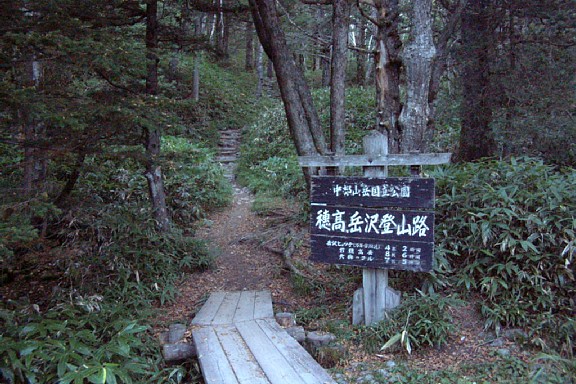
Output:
95 69 138 94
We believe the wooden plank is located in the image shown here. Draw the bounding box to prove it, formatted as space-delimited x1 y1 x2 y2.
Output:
213 291 242 325
298 152 451 167
192 291 227 326
253 290 274 319
235 320 304 384
192 326 239 384
233 291 256 323
352 288 364 325
215 325 269 384
256 318 337 384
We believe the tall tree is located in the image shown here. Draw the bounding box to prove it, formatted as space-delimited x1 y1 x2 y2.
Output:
144 0 171 232
355 16 368 86
245 20 255 71
398 0 435 152
362 0 465 153
371 0 403 152
329 0 350 157
249 0 329 162
457 0 495 161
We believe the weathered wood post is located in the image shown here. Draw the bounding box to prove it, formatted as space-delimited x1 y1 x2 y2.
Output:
354 131 400 325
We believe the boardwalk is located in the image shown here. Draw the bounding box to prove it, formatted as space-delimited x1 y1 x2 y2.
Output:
191 290 336 384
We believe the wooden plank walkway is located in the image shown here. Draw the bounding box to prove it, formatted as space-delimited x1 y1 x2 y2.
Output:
191 290 336 384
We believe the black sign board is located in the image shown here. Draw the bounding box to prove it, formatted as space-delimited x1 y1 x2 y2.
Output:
310 176 435 272
311 205 434 243
310 237 433 272
311 176 435 209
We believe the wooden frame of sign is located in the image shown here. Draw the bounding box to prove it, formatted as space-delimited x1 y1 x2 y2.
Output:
299 130 451 325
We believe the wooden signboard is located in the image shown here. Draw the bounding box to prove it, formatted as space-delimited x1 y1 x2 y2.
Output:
310 176 434 273
300 130 450 325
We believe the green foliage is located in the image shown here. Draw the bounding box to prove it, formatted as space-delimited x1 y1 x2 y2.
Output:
237 86 376 200
58 201 213 306
240 156 305 199
369 353 574 384
171 56 262 144
432 158 576 353
358 291 462 354
162 136 232 223
0 300 194 384
294 306 329 327
0 196 60 271
314 87 376 155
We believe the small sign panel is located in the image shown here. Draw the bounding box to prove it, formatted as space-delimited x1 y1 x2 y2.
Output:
311 206 434 243
311 176 435 209
310 176 435 272
310 237 433 272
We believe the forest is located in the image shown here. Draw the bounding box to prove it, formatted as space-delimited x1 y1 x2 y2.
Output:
0 0 574 383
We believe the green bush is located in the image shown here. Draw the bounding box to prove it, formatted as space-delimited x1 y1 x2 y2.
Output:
432 157 575 354
162 136 232 224
358 291 462 354
0 300 192 384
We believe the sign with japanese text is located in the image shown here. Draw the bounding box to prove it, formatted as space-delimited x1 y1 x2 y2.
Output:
310 176 435 272
311 176 435 209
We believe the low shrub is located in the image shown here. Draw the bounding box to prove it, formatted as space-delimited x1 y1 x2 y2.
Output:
0 299 195 383
358 291 463 354
432 157 576 354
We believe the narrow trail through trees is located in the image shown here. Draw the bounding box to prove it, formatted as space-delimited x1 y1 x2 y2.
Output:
158 128 305 322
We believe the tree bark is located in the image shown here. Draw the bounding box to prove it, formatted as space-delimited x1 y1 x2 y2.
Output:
398 0 436 152
374 0 402 153
330 0 350 159
458 0 495 161
249 0 328 159
192 15 202 101
145 0 171 232
21 55 47 196
427 0 467 139
356 17 367 86
255 43 264 98
54 151 86 208
245 20 255 71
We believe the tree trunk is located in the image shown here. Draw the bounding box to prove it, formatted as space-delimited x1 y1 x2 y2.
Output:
398 0 436 152
221 11 230 61
458 0 495 161
329 0 350 159
245 20 255 71
145 0 171 232
54 151 86 208
374 0 402 153
22 55 47 196
255 44 264 98
427 0 467 139
192 15 202 101
249 0 328 158
356 17 367 86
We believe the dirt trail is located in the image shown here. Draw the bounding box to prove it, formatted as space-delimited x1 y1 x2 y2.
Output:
157 129 302 323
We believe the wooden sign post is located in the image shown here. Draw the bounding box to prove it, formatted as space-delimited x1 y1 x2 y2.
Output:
299 130 450 325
